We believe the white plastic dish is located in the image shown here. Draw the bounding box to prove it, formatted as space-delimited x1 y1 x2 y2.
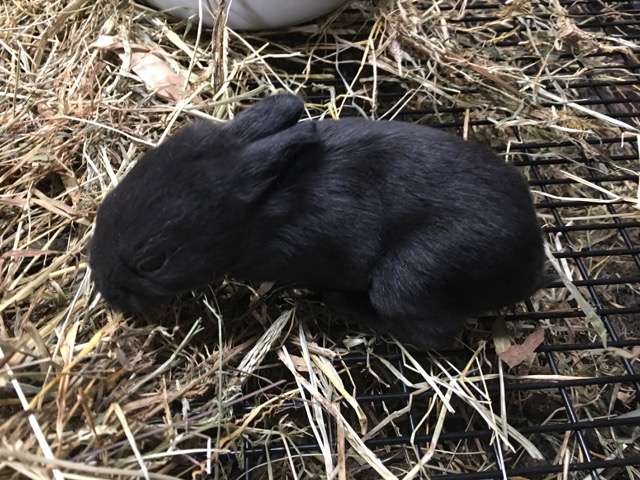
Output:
144 0 347 30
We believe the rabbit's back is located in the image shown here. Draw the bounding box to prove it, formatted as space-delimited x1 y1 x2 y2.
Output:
231 118 544 310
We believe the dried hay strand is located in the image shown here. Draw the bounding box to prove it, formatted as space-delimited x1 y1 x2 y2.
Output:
1 0 639 479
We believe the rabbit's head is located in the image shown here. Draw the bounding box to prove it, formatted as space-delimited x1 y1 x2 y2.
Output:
88 94 318 312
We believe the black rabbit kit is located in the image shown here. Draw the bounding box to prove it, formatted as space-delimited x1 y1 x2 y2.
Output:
89 94 546 349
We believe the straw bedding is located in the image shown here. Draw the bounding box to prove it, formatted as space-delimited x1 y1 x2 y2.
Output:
1 0 638 479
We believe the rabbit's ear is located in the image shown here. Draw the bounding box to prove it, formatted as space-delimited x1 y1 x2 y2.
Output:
236 121 319 203
225 94 306 142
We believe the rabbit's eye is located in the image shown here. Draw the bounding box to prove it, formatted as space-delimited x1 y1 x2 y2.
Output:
137 253 167 274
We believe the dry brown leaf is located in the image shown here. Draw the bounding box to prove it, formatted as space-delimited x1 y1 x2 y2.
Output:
60 172 82 207
36 103 56 119
616 390 636 407
498 326 545 368
129 52 189 103
90 35 200 103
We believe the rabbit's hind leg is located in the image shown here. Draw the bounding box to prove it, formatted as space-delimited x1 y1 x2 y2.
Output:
368 252 465 350
320 289 460 350
320 290 397 338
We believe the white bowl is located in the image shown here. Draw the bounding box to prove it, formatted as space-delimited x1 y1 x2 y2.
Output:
144 0 347 30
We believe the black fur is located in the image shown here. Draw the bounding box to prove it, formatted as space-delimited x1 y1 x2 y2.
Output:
89 93 546 349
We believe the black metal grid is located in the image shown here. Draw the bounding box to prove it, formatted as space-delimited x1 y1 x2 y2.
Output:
231 0 640 478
